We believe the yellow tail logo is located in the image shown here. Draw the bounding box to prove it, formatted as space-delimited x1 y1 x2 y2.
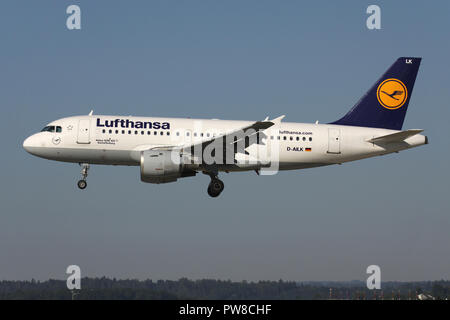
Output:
377 78 407 110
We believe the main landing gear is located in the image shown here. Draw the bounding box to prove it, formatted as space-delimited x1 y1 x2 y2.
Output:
205 172 225 198
77 163 90 190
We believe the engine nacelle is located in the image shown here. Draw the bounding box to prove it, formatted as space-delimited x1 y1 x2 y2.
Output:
140 150 196 184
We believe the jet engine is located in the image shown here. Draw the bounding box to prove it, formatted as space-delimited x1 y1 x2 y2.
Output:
140 150 196 184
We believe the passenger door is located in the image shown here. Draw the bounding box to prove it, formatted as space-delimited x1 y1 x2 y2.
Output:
77 119 91 144
327 128 341 154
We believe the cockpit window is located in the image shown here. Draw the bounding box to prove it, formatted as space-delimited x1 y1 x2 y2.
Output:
41 126 62 133
41 126 55 132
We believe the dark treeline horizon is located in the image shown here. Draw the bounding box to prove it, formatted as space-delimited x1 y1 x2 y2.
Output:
0 278 448 300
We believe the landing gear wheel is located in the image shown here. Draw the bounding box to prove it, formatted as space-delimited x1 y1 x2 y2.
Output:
77 180 87 190
207 178 224 197
77 163 90 190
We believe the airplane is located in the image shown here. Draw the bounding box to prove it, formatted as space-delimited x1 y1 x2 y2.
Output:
23 57 427 197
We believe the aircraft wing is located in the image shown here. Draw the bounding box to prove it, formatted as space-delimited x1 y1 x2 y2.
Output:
181 115 285 157
367 129 423 144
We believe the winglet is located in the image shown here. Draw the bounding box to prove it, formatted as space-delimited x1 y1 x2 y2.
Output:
270 115 285 125
255 115 285 130
88 110 94 116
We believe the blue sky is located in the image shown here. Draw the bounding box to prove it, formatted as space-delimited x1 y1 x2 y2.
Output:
1 0 449 281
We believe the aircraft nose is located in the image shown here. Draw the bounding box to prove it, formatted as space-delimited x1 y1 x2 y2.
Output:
23 134 39 153
23 136 32 152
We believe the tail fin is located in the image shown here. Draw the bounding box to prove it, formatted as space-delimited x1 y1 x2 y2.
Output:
331 57 421 130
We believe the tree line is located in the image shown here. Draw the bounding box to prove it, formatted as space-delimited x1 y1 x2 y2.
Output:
0 278 448 300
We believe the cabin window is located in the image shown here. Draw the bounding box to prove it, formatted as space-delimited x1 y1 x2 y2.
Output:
283 136 287 140
176 132 180 136
186 132 190 136
154 131 157 135
309 137 312 141
296 136 299 141
167 132 170 136
122 130 125 134
302 137 306 141
128 130 131 134
109 130 112 134
134 131 138 135
141 131 144 135
290 136 293 141
102 129 106 134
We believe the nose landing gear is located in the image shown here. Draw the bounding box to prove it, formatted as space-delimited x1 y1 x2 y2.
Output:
77 163 90 190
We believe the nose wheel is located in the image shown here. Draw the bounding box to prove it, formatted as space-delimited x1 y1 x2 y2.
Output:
77 179 87 190
207 176 224 198
77 163 90 190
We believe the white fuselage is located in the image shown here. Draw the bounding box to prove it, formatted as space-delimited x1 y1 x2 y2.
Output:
23 115 427 174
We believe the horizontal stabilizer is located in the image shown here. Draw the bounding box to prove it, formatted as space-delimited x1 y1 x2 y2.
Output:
367 129 423 143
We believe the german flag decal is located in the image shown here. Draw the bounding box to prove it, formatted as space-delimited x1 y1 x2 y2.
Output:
305 148 312 152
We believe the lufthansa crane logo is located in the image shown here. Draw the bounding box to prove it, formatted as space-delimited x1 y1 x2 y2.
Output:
52 136 61 145
377 78 408 110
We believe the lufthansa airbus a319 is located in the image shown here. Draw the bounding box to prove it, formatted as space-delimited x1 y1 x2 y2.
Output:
23 57 427 197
